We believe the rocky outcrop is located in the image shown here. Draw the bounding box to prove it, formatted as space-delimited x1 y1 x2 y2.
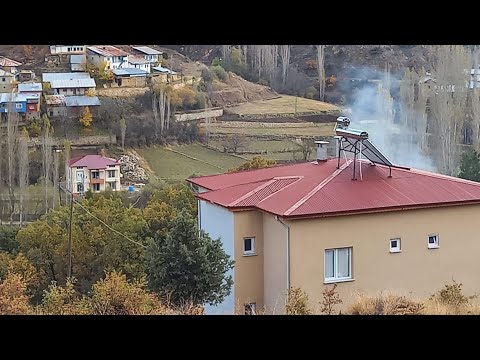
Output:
119 154 149 183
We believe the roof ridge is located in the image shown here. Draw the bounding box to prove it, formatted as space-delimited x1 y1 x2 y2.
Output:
396 166 480 187
229 176 303 207
284 159 352 216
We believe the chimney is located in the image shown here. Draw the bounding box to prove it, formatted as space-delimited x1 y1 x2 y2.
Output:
315 141 329 162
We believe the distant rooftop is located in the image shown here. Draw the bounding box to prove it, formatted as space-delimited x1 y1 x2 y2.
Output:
64 96 101 107
44 95 66 105
128 55 150 65
132 46 162 55
18 82 42 92
152 66 177 75
50 78 96 89
0 56 22 67
42 72 91 82
69 155 121 169
113 68 149 77
70 54 86 64
87 46 128 57
0 93 30 103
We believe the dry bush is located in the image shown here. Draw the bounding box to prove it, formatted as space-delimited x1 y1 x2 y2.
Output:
425 281 478 314
320 284 342 315
348 293 424 315
286 287 313 315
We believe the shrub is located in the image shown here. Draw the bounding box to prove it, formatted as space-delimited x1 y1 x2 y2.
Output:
429 280 473 307
211 65 228 81
286 287 313 315
320 284 342 315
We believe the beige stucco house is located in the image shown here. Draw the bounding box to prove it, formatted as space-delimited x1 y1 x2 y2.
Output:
188 158 480 315
68 155 122 195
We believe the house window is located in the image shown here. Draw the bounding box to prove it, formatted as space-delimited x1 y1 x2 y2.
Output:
92 183 100 192
1 78 5 82
77 183 84 193
389 238 401 253
91 171 100 179
324 247 352 283
244 303 256 315
428 234 439 249
243 237 255 256
107 170 116 178
15 103 22 109
107 181 116 190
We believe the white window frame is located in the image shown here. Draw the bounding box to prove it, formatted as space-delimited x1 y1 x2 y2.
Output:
92 183 100 192
107 170 116 178
243 237 255 256
15 103 22 109
244 303 256 315
428 234 439 249
324 247 353 284
389 238 401 253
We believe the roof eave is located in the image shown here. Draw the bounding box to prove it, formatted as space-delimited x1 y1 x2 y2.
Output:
282 200 480 220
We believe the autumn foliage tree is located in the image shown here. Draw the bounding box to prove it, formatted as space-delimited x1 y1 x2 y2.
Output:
80 106 93 127
0 273 32 315
229 156 277 172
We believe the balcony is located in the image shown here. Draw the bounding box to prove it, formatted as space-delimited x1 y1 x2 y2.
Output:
90 178 105 184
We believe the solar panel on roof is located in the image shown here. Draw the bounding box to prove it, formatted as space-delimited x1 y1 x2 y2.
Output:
361 139 393 166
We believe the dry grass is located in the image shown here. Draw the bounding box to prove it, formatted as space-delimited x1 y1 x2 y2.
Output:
348 292 424 315
227 95 341 115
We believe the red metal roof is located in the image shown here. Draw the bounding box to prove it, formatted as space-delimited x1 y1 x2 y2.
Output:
69 155 120 169
189 159 480 218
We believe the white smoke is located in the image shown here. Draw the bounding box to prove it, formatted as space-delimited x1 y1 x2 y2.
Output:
342 69 436 172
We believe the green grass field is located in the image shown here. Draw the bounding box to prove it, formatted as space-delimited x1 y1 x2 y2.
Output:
137 144 245 180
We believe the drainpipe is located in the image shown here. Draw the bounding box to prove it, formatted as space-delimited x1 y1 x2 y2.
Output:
275 216 291 293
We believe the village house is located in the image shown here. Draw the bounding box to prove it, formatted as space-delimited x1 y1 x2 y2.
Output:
189 131 480 315
152 66 180 83
132 46 162 64
0 93 28 119
128 55 151 73
113 68 149 88
16 70 35 83
64 96 101 117
86 46 129 70
50 46 86 55
44 94 100 118
70 54 87 72
49 78 96 96
67 155 122 195
18 82 42 118
0 70 15 92
44 95 67 117
0 56 22 74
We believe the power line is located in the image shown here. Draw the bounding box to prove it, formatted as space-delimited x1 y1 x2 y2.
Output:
59 185 146 249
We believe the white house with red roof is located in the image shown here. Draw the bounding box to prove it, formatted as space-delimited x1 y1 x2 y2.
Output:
189 157 480 314
68 155 122 195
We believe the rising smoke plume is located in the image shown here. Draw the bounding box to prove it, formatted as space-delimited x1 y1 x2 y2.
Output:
341 67 436 171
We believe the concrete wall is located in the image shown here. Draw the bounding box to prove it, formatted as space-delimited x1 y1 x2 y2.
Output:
199 201 235 314
176 108 224 122
115 76 147 88
288 204 480 312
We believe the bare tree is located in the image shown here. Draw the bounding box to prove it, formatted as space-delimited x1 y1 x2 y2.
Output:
6 99 19 224
414 67 428 152
428 45 472 175
279 45 291 87
293 139 314 160
152 90 159 140
18 128 29 226
400 67 416 150
63 140 71 200
158 85 166 136
222 45 232 66
471 46 480 151
53 148 60 209
222 134 247 153
317 45 326 101
120 117 127 151
42 115 53 214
